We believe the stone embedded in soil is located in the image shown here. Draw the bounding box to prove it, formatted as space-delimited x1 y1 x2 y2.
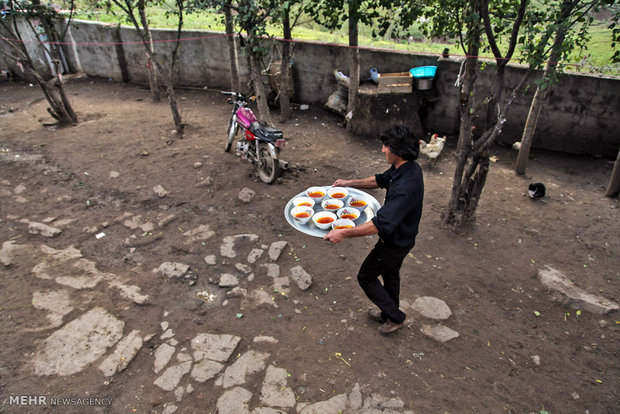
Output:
262 263 280 278
153 184 169 198
98 329 143 376
191 359 225 383
219 273 239 287
238 187 256 203
216 350 270 389
205 254 217 265
33 307 125 376
27 221 61 237
32 290 74 328
183 224 215 243
538 265 619 315
191 333 241 362
153 361 192 391
157 262 190 278
290 265 312 291
297 393 347 414
410 296 452 320
154 343 176 374
268 241 289 261
220 234 260 258
421 325 460 343
247 248 264 263
216 386 252 414
259 365 296 408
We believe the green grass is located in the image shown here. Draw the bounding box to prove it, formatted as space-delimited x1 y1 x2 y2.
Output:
66 5 618 77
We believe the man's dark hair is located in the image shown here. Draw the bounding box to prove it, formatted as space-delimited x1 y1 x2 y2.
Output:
380 125 419 161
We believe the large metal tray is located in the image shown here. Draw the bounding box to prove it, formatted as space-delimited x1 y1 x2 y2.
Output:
284 186 381 237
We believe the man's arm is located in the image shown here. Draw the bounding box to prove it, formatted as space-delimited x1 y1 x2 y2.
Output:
323 220 379 244
333 176 378 189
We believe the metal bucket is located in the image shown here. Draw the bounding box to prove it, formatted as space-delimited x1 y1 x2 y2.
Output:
413 77 433 90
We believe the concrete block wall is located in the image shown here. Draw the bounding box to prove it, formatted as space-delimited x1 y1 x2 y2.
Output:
1 19 618 158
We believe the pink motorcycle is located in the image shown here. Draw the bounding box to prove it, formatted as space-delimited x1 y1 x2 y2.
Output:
222 91 287 184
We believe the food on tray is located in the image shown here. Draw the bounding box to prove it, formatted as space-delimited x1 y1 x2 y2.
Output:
327 187 348 199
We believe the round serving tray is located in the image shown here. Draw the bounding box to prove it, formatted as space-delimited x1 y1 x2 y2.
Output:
284 186 381 237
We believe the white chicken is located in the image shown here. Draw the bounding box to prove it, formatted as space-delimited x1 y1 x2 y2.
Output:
419 133 446 166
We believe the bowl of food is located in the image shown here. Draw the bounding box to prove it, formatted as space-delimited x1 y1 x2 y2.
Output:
332 218 355 230
293 196 315 208
290 206 314 225
312 211 337 230
305 186 327 201
337 207 360 221
327 186 348 200
346 195 368 212
321 198 344 212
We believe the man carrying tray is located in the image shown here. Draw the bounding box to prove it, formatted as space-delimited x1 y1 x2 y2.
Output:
324 125 424 334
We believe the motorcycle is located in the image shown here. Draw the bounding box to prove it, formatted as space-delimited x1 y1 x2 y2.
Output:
222 91 287 184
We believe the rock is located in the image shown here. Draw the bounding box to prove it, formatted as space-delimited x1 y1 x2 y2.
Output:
531 355 541 365
205 255 217 265
98 330 143 376
153 184 169 198
217 350 270 389
421 325 459 343
109 171 120 178
219 273 239 288
154 343 176 374
191 333 241 362
253 336 279 344
158 262 190 278
28 221 61 237
273 277 290 295
32 290 74 328
290 265 312 291
235 263 252 274
538 266 619 315
260 365 296 408
216 387 252 414
411 296 452 320
247 248 264 263
183 224 215 243
191 359 224 383
348 383 363 411
298 393 347 414
268 241 288 261
238 187 256 203
33 307 125 376
247 289 278 308
220 234 259 258
153 361 192 391
261 263 280 278
161 329 175 340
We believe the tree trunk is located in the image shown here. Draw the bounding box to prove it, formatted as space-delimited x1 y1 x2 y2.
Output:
515 84 546 174
444 43 480 227
224 3 240 92
516 0 573 175
346 0 360 132
605 148 620 198
250 51 271 125
138 1 160 102
279 7 292 122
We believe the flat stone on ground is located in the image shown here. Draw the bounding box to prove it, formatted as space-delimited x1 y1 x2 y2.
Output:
411 296 452 320
33 307 125 376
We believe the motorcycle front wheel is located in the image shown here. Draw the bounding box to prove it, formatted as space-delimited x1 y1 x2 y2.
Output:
256 143 280 184
225 119 236 152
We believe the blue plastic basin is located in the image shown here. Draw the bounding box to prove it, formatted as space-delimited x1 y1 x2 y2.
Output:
410 66 437 79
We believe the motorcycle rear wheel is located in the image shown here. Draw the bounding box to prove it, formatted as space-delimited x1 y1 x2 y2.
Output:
256 143 280 184
225 119 236 152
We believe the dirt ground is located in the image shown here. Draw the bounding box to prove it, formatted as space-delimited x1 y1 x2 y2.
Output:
1 77 618 413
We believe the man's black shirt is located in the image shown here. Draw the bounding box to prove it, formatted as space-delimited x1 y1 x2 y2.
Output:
371 160 424 249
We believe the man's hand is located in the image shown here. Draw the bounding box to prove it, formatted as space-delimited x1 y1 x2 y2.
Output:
323 229 347 244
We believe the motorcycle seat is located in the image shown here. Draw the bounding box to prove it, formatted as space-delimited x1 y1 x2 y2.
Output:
250 122 283 142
